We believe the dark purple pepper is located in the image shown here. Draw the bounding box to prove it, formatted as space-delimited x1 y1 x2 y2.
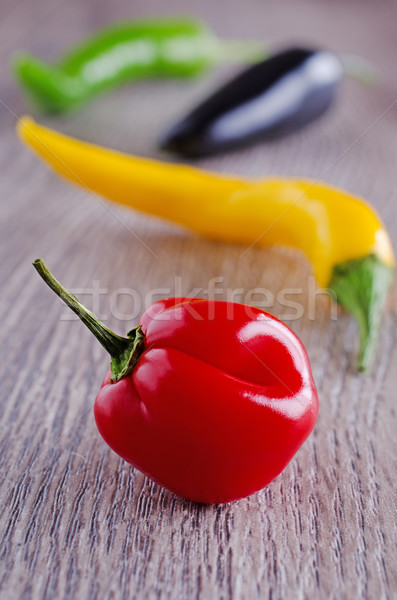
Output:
159 48 343 157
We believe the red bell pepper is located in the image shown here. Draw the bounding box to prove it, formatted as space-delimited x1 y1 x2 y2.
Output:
34 260 319 504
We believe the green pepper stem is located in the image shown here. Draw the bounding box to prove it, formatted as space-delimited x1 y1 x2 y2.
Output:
215 39 268 65
329 254 393 372
33 259 144 381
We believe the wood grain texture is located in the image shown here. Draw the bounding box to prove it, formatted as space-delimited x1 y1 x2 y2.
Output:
1 0 397 598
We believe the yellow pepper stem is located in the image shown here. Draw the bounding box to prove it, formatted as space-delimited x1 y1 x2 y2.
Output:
329 254 393 371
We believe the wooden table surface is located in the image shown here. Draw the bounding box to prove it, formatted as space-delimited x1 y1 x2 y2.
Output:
1 1 397 598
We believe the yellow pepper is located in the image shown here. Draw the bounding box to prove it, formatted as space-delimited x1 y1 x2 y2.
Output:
17 116 394 371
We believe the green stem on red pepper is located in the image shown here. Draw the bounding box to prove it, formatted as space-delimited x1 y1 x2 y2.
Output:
33 259 144 381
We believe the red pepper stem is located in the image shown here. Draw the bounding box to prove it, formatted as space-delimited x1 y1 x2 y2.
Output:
32 259 144 382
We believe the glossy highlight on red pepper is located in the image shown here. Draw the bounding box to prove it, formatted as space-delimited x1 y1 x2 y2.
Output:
33 260 319 504
97 297 319 503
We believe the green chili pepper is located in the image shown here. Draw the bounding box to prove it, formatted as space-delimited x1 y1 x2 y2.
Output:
13 17 264 114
